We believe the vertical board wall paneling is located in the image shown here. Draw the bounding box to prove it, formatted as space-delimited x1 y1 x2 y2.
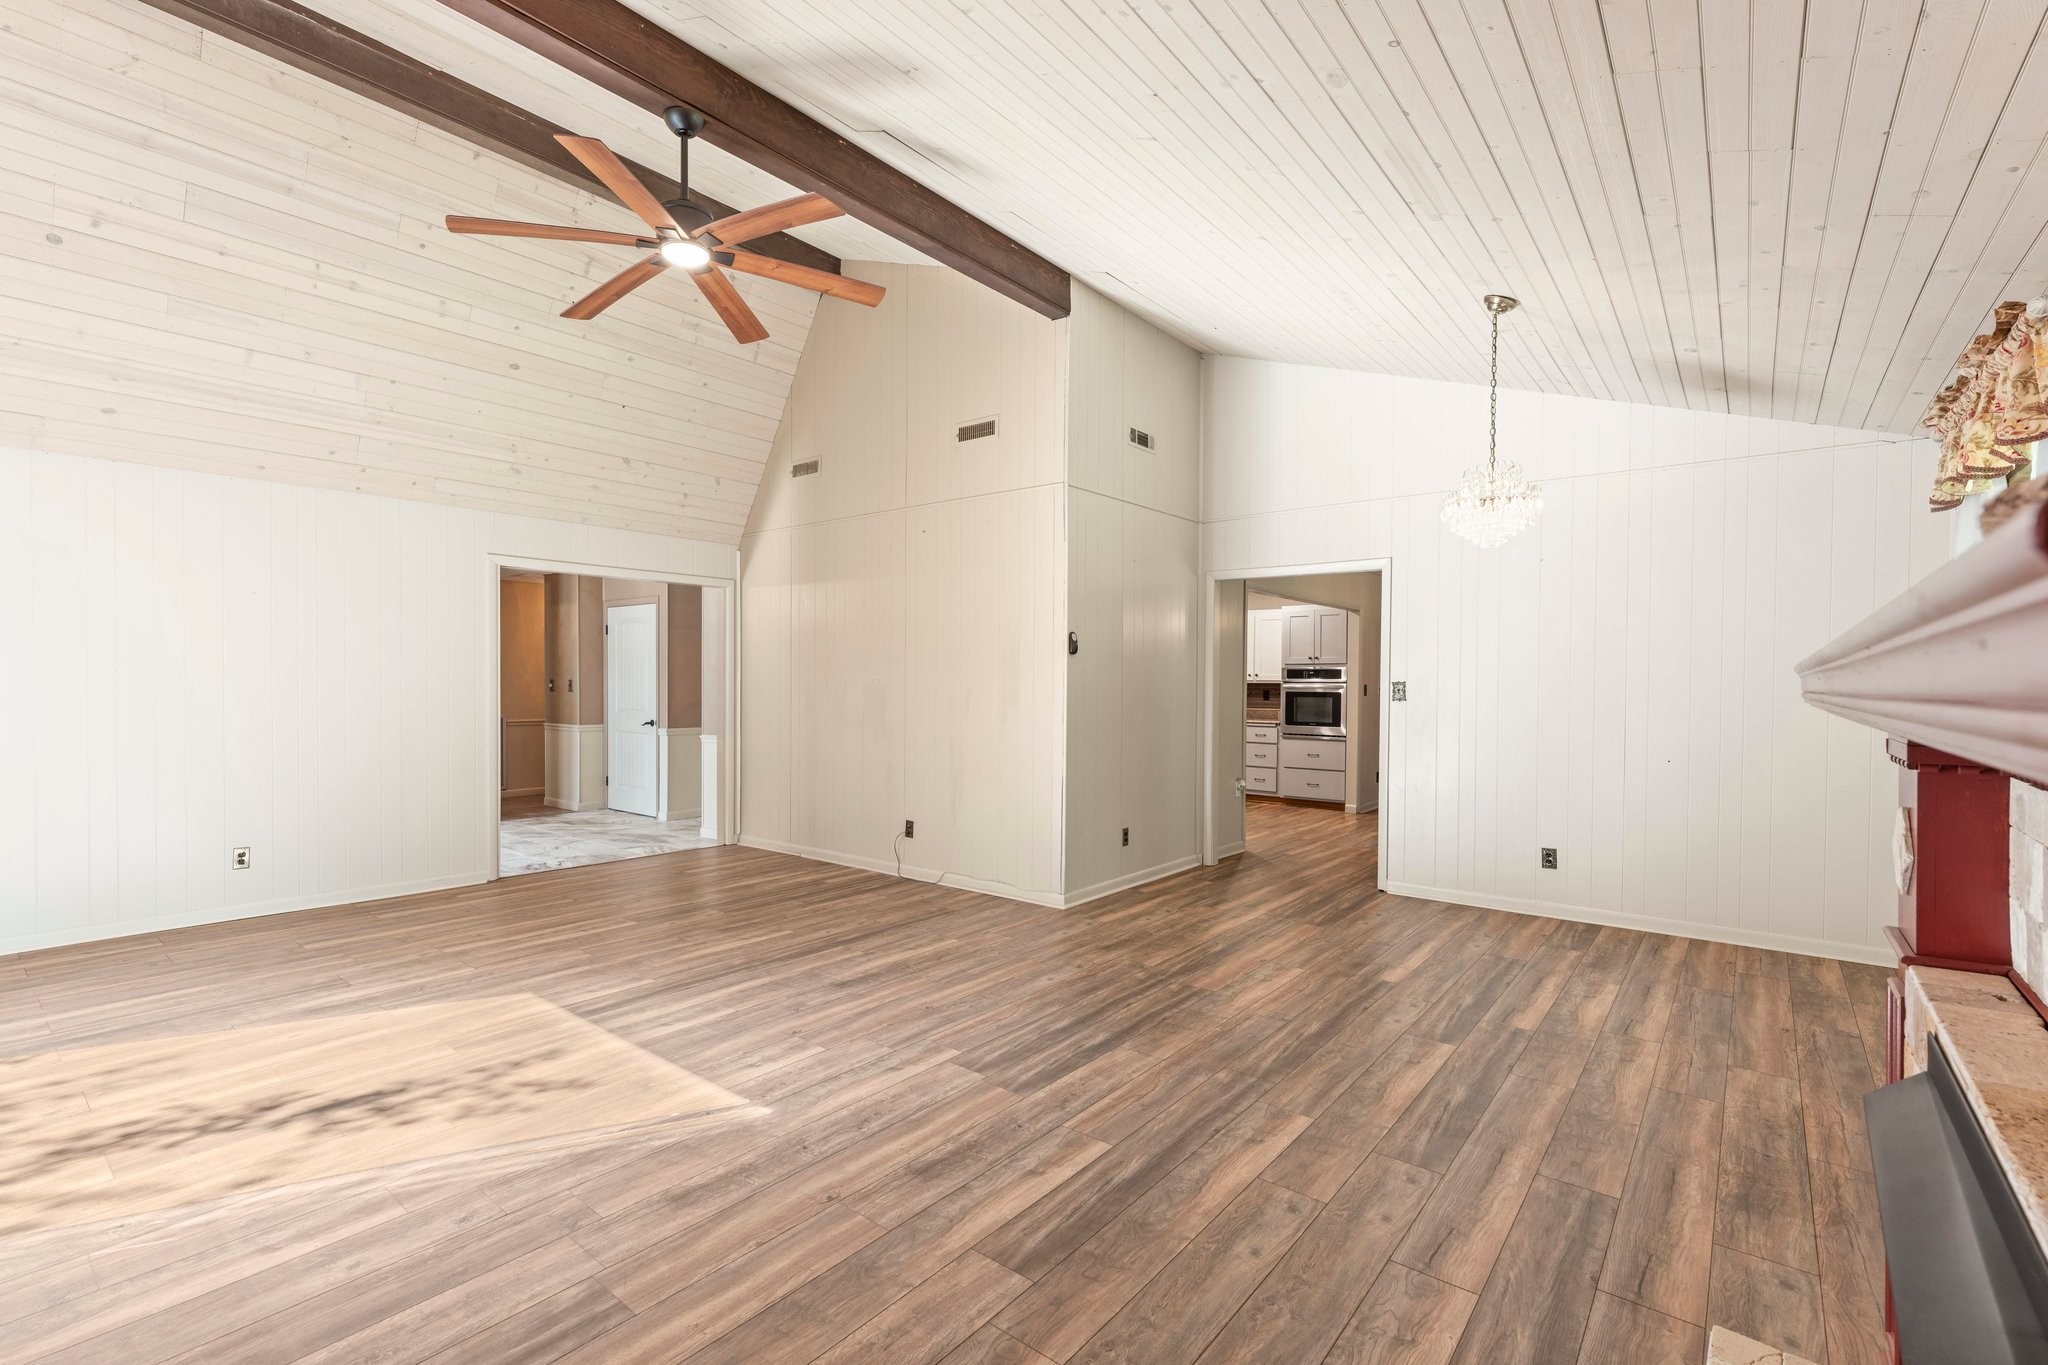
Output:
1063 286 1203 902
739 264 1071 900
1201 356 1950 961
739 274 1199 903
2 444 735 955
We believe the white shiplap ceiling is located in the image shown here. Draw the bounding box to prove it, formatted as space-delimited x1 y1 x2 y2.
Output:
2 0 828 542
343 0 2048 434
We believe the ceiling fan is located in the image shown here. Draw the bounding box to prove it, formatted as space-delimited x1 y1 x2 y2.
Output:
445 106 884 344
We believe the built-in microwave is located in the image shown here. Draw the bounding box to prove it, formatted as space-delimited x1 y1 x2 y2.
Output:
1282 666 1345 738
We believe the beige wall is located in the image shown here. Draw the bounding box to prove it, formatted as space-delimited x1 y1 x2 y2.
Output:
499 579 546 793
576 579 605 726
500 581 545 716
668 585 703 729
543 574 605 727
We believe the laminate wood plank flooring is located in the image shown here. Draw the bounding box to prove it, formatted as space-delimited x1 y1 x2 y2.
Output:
0 801 1892 1363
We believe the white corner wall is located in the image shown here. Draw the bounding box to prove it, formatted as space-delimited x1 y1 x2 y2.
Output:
0 445 734 956
739 263 1068 901
1064 286 1204 901
1203 357 1951 963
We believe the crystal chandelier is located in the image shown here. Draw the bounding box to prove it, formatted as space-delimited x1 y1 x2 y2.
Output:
1442 294 1543 548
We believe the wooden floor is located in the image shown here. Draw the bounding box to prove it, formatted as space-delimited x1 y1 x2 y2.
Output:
0 801 1891 1364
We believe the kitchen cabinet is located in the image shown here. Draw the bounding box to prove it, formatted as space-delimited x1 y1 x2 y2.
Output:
1280 768 1340 801
1245 610 1284 681
1281 605 1347 665
1281 737 1344 771
1244 722 1277 797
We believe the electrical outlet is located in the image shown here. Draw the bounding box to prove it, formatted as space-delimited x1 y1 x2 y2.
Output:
230 847 252 871
1392 681 1407 701
1540 847 1558 870
1121 827 1130 847
903 819 915 838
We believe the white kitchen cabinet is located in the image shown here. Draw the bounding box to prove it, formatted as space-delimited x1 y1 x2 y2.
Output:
1281 605 1348 665
1280 768 1340 801
1280 737 1344 771
1245 610 1284 681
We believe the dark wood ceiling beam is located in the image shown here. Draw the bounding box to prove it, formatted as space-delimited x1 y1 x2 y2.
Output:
433 0 1072 319
136 0 839 274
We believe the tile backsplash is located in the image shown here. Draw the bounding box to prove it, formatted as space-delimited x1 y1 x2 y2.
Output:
2012 780 2048 995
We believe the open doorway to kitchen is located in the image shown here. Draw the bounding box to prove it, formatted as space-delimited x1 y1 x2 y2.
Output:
1207 565 1388 881
497 567 729 876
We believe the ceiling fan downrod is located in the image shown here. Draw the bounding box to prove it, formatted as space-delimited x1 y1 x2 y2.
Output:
661 106 714 236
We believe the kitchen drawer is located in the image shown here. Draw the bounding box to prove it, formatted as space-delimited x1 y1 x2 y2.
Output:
1245 743 1277 769
1280 737 1345 771
1244 767 1278 793
1245 723 1278 745
1280 767 1341 801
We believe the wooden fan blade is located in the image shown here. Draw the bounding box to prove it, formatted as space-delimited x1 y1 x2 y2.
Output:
693 267 770 344
554 134 679 233
722 250 884 307
562 254 668 320
447 216 649 248
699 193 840 247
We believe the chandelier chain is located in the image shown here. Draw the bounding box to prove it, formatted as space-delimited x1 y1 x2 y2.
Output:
1488 305 1499 473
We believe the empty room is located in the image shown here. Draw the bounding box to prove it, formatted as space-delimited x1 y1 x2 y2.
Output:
3 1 2046 1363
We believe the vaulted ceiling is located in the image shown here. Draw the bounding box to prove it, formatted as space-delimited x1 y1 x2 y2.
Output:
350 0 2048 435
2 0 833 541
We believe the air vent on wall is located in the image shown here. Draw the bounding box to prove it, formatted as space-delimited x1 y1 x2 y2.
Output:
1128 427 1154 450
790 458 821 478
956 417 998 443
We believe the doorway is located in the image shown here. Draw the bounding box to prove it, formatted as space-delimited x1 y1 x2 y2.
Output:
1205 563 1389 879
495 567 730 877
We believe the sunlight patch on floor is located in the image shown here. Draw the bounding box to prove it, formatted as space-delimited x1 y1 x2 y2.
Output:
0 995 753 1235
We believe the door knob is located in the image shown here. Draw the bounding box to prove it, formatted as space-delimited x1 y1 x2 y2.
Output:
641 719 656 727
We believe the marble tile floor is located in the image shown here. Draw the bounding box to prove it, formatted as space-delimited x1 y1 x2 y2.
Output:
498 805 718 876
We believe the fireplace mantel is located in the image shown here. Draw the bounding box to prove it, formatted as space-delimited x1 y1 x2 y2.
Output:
1795 502 2048 788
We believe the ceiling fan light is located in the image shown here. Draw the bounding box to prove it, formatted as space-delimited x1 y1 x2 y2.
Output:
659 238 712 270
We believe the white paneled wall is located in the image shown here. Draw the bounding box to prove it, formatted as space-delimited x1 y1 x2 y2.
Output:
0 445 734 955
739 274 1197 903
1065 289 1203 900
1203 358 1952 961
739 264 1068 900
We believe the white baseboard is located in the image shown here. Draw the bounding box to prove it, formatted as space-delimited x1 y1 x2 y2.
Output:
1060 856 1203 908
1216 841 1247 859
502 786 544 798
1381 879 1897 967
0 872 485 959
737 835 1066 908
543 796 607 813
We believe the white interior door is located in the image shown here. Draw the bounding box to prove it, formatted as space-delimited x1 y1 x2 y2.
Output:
605 603 659 817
